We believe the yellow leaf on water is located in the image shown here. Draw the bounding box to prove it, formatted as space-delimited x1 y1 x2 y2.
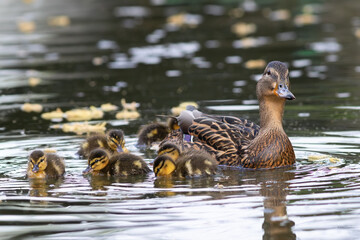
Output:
21 103 43 113
17 21 36 33
28 77 41 87
100 103 118 112
115 109 140 120
47 16 71 27
41 108 64 120
308 154 330 161
231 22 257 37
244 59 266 69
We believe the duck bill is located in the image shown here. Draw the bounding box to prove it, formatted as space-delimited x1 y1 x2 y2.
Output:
32 164 39 173
82 165 93 175
276 85 295 100
117 145 128 153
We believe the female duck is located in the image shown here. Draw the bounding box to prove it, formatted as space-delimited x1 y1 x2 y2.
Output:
77 129 128 158
162 61 296 169
153 142 218 177
27 150 65 178
83 149 151 176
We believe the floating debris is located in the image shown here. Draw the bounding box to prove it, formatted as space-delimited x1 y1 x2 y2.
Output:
65 107 104 122
355 29 360 39
41 108 64 121
52 122 106 135
171 101 198 115
231 22 257 37
47 16 70 27
265 9 291 21
214 183 224 189
17 21 36 33
233 37 270 49
115 109 140 120
21 103 43 113
166 13 203 28
28 77 41 87
308 154 341 163
115 99 140 120
244 59 266 69
100 103 118 112
294 13 319 26
44 149 57 153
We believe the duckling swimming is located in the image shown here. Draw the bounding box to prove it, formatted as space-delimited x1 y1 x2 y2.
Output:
161 61 296 169
77 129 128 158
137 118 179 147
27 150 65 178
83 149 151 176
153 142 218 178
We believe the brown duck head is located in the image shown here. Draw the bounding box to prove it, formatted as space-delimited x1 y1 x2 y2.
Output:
83 149 110 175
256 61 295 101
29 150 48 173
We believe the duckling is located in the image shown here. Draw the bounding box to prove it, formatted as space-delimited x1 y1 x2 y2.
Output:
161 61 296 169
153 142 218 177
137 118 179 147
83 149 151 176
27 150 65 178
77 129 128 158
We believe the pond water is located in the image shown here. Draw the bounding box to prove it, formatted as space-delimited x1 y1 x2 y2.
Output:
0 0 360 239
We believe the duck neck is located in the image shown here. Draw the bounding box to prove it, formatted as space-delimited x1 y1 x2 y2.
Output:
259 97 285 131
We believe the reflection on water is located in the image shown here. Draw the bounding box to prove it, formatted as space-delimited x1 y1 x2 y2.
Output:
0 0 360 239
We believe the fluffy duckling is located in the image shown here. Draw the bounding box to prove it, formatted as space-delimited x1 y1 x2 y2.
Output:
27 150 65 178
77 129 128 158
153 142 218 178
83 149 151 176
137 118 179 147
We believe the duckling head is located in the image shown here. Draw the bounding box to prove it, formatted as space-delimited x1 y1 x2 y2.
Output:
257 61 295 101
83 149 110 174
158 142 181 161
106 129 128 153
153 155 176 177
29 150 47 173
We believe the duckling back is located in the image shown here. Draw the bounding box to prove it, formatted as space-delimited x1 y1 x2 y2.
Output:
137 122 169 146
45 153 66 177
77 134 108 158
110 153 151 176
175 149 218 178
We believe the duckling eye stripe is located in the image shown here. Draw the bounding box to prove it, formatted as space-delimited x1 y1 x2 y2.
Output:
90 157 105 166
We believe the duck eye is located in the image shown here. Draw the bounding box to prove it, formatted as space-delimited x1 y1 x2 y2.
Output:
266 70 271 76
279 84 283 88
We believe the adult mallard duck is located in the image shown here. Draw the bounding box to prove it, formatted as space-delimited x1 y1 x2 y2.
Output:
77 129 128 158
161 61 296 169
27 150 65 178
83 149 151 176
153 142 218 177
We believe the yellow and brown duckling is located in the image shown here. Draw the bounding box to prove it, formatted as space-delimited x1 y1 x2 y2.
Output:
137 117 179 147
153 142 218 178
27 150 65 178
161 61 296 169
83 149 151 176
77 129 128 158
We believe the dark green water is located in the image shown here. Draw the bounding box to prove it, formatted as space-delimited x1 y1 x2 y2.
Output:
0 0 360 239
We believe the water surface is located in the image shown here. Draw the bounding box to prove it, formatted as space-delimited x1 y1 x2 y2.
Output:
1 0 360 239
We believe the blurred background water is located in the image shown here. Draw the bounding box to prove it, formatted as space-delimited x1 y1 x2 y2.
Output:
0 0 360 239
